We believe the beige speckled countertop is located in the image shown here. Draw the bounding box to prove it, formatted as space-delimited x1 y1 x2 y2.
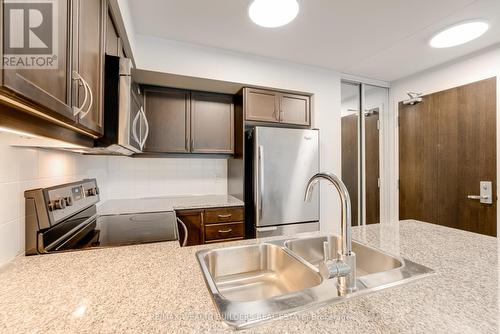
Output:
97 195 244 216
0 220 497 333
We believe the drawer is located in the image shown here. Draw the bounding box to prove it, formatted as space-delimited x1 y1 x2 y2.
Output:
205 222 244 241
204 207 244 224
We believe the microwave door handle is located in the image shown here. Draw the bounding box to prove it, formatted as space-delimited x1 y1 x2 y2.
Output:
71 71 88 116
78 76 94 120
139 107 149 150
131 109 141 147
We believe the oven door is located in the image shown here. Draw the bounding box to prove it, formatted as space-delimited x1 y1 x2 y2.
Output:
39 206 98 253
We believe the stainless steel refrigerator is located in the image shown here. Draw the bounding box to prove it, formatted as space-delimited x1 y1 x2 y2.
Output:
252 127 320 237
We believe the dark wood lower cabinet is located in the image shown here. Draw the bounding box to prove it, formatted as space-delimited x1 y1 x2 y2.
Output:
176 209 203 246
176 207 244 247
205 222 244 242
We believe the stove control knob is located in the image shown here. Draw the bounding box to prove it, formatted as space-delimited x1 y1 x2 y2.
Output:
65 196 73 206
86 187 98 196
50 198 66 211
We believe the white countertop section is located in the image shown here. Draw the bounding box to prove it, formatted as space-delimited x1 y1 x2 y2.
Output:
97 195 244 215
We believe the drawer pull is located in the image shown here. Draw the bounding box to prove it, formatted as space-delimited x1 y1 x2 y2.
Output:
218 214 232 219
218 228 233 233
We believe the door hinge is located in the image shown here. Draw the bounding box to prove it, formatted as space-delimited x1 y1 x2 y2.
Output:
377 120 380 131
397 179 400 189
377 177 381 188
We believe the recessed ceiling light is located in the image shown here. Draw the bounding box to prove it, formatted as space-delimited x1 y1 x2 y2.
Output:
430 21 489 48
248 0 299 28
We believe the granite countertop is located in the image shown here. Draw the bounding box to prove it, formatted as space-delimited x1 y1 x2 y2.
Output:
97 195 244 216
0 220 497 333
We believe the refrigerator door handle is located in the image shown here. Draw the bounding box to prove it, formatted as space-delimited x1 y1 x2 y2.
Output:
258 145 264 219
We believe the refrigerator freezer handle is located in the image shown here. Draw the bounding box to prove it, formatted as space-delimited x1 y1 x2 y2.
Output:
258 145 264 219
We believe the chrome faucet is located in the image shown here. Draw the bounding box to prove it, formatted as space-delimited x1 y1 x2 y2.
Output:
304 172 357 293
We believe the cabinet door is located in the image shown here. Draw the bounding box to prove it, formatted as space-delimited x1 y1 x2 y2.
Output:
176 210 203 246
2 0 74 121
143 88 190 153
191 92 234 154
279 93 310 126
73 0 104 135
244 88 279 123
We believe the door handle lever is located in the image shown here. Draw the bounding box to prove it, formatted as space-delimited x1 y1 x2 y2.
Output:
467 181 493 204
467 195 488 200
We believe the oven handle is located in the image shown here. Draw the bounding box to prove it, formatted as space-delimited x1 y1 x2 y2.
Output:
44 214 98 252
176 217 188 247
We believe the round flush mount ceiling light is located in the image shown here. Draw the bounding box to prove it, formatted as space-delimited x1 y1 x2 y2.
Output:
248 0 299 28
429 21 489 48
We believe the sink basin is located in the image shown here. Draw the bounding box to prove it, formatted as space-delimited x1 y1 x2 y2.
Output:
197 235 434 329
284 236 403 276
201 243 322 302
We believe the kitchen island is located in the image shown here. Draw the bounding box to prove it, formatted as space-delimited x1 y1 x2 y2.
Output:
0 220 497 333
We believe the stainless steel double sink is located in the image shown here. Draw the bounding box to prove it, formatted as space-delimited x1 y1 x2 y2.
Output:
196 234 434 329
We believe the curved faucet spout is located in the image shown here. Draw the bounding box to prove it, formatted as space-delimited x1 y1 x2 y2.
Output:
304 172 352 256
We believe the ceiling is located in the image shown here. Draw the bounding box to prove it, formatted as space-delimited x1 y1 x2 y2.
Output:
127 0 500 82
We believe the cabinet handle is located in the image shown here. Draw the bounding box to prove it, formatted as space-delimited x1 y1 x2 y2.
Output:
71 71 89 116
218 228 232 233
78 76 94 120
139 107 149 150
218 214 232 219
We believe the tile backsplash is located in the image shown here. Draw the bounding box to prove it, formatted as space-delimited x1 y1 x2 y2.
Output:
0 133 227 266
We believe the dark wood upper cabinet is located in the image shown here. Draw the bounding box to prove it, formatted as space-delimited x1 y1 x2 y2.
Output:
72 0 105 135
191 92 234 154
244 88 279 123
280 92 310 126
2 0 74 121
143 87 191 153
243 87 311 127
143 87 235 155
0 0 105 137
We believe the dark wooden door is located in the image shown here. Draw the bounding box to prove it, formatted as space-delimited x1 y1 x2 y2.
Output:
365 109 380 224
280 93 310 126
143 87 191 153
399 77 496 236
2 0 74 121
191 92 234 154
342 114 359 226
244 88 279 123
73 0 105 135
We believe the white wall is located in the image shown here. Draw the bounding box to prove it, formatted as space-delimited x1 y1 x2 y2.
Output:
0 133 85 266
388 46 500 232
78 156 227 201
134 35 344 233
